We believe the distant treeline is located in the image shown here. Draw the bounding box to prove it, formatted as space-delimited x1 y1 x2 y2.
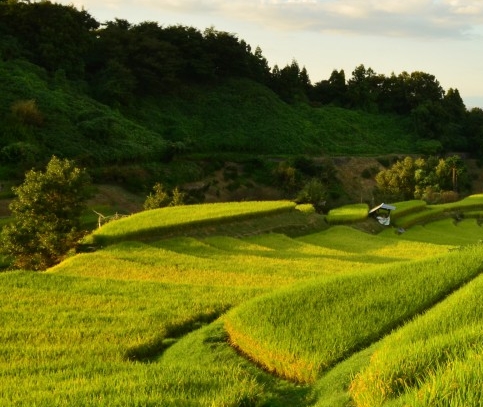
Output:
1 0 483 154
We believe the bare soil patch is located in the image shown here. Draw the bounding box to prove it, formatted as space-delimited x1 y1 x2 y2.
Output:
87 184 144 214
332 157 383 204
0 199 11 217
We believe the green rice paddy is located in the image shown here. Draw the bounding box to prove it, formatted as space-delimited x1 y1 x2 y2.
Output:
2 197 483 406
326 203 369 224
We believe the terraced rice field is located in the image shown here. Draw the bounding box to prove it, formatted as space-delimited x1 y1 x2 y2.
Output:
1 200 483 406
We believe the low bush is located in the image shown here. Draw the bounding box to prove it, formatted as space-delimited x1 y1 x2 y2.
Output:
11 99 44 127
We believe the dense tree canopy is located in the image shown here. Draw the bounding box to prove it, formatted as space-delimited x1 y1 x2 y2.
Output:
0 0 479 155
375 155 468 202
0 0 98 76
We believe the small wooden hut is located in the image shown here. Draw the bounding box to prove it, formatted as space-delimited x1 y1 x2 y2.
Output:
369 203 396 225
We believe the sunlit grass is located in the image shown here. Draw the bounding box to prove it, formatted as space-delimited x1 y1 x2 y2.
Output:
431 193 483 211
87 200 296 245
57 230 424 288
392 194 483 228
298 225 450 261
326 203 369 224
224 244 483 384
349 272 483 407
390 199 426 221
0 271 261 406
381 218 483 246
391 206 445 228
295 203 316 214
4 196 483 406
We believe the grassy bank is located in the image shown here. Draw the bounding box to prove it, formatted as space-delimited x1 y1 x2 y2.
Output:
86 200 296 245
224 244 483 383
350 271 483 407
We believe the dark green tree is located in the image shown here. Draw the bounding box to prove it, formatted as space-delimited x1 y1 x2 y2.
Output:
270 59 311 103
406 71 445 109
248 46 271 84
296 178 327 212
91 59 137 105
0 156 91 270
127 21 182 94
160 25 213 81
410 100 446 139
465 108 483 159
311 69 347 106
347 64 381 111
444 88 466 121
0 1 99 77
203 27 251 78
441 88 467 150
378 72 408 113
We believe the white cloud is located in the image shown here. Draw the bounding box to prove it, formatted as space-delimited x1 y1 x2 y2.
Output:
256 0 483 38
62 0 483 39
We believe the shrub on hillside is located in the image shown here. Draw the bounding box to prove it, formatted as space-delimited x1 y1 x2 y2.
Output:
0 142 40 165
361 166 379 179
440 190 459 203
144 183 170 210
292 156 318 177
11 99 44 127
169 187 186 207
296 178 327 213
143 183 185 210
273 162 299 194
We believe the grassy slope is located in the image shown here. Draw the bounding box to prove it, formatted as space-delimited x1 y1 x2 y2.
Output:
224 243 483 383
349 271 483 407
86 200 297 245
2 200 483 406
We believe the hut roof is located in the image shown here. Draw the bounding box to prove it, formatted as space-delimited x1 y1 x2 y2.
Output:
369 203 396 214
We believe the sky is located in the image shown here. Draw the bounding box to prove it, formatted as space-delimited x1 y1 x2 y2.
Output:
56 0 483 109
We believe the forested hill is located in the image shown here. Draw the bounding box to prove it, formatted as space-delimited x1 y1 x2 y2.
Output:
1 0 483 181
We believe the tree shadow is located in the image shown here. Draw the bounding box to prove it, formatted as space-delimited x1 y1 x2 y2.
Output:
124 309 227 363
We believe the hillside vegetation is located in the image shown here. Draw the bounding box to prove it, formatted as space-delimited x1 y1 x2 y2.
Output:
2 0 483 197
0 58 416 172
